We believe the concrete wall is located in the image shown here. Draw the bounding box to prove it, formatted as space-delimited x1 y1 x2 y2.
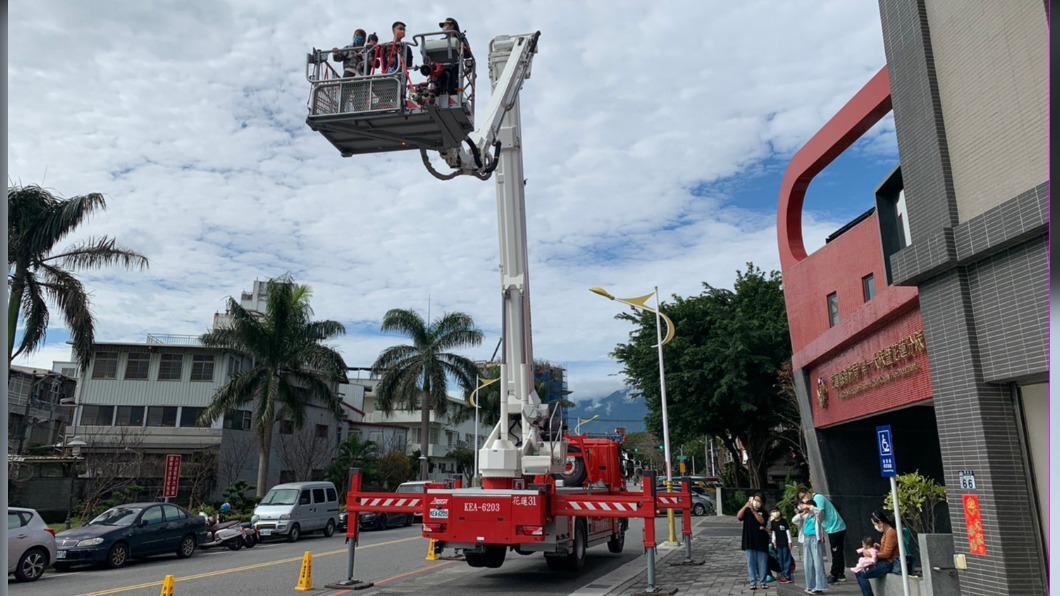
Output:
924 0 1048 222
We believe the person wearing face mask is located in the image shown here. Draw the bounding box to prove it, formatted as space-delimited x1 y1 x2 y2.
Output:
738 492 771 590
797 498 828 594
437 17 474 97
854 510 899 596
332 29 368 78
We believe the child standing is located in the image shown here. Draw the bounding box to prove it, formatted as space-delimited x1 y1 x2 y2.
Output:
769 508 794 583
850 536 879 574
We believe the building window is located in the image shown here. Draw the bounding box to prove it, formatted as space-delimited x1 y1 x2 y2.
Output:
115 405 145 426
80 404 115 426
147 406 178 427
158 354 184 381
61 367 77 378
180 407 208 427
224 410 252 431
862 274 876 302
315 424 328 439
92 352 119 379
279 420 294 435
124 352 150 380
190 355 215 382
827 293 840 328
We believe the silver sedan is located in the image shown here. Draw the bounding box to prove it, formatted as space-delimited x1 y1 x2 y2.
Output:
8 508 56 582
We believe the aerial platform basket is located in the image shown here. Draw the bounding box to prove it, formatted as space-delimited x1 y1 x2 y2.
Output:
305 34 476 157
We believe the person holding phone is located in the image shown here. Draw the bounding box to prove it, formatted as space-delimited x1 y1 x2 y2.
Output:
738 492 771 590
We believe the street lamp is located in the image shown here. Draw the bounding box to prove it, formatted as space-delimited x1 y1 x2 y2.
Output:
574 415 600 436
56 436 87 530
468 375 500 486
590 285 679 546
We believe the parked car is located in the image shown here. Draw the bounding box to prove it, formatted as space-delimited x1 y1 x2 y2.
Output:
53 503 206 570
395 481 432 522
655 484 716 516
8 507 56 581
252 481 339 542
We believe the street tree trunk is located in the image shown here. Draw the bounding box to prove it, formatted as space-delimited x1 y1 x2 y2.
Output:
419 379 431 481
256 418 273 497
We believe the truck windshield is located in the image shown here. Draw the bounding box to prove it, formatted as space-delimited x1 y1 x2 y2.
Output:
260 489 299 505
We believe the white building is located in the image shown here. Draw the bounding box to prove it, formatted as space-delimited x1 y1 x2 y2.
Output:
347 375 490 481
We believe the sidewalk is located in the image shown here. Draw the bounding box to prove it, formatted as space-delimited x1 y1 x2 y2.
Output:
576 516 861 596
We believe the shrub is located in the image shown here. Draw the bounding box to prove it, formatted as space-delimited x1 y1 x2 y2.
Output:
882 471 946 534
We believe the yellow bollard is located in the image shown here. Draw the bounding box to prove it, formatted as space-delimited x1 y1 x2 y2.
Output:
294 551 314 591
425 539 439 561
159 575 176 596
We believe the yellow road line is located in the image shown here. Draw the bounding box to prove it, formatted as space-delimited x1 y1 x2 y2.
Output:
76 536 421 596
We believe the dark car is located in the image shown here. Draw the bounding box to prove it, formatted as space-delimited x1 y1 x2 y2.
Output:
357 509 413 531
54 503 207 570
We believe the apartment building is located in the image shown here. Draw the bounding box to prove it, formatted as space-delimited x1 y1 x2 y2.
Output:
8 365 76 454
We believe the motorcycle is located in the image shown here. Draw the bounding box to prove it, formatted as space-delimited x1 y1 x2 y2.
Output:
198 512 258 550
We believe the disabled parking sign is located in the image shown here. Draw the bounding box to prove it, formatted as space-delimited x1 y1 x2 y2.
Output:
876 425 896 478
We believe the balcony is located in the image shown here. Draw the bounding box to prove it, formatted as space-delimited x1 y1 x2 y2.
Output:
146 334 202 346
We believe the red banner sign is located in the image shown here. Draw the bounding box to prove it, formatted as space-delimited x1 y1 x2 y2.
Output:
163 454 182 499
963 495 987 555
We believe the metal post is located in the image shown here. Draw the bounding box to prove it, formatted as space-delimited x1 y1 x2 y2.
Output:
326 467 373 590
654 286 678 546
64 463 75 530
646 547 657 592
891 476 910 596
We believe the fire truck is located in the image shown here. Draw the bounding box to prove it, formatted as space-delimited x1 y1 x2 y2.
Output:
305 27 692 576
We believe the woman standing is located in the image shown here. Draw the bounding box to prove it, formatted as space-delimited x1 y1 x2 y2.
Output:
796 497 829 594
738 492 771 590
855 510 900 596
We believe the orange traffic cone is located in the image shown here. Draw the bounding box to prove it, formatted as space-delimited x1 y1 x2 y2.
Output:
294 551 314 591
160 575 176 596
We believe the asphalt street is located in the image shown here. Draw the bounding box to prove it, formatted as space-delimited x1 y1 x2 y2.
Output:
9 516 679 596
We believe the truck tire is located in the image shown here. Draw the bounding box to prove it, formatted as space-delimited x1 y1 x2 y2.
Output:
566 519 587 570
607 530 625 553
560 457 587 487
483 545 506 568
465 551 485 568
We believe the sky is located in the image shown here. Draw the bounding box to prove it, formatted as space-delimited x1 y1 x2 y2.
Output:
9 0 898 405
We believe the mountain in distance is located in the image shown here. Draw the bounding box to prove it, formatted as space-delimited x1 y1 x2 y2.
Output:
566 387 649 434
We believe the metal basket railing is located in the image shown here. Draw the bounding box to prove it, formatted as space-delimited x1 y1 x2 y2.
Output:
309 75 404 116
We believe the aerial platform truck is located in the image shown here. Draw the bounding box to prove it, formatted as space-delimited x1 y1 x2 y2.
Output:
305 28 696 588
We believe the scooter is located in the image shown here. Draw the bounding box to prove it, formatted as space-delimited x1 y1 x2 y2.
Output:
199 512 256 551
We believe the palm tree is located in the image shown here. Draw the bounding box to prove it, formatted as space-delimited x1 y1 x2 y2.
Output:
8 185 148 365
473 363 573 428
327 434 378 493
372 309 482 480
198 278 347 497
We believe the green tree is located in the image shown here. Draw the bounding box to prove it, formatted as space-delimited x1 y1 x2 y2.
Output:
473 362 570 427
371 309 482 480
376 451 413 490
8 185 148 365
199 278 347 496
223 480 257 514
327 434 378 493
623 431 665 470
613 264 794 488
448 447 476 483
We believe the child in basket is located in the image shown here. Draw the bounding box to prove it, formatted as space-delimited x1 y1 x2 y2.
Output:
850 536 879 574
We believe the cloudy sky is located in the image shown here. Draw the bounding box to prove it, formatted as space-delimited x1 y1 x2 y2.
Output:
9 1 897 403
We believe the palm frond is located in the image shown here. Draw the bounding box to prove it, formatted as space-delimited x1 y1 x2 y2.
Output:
380 309 428 346
199 368 267 426
371 345 418 373
12 276 49 360
44 236 149 271
38 264 94 366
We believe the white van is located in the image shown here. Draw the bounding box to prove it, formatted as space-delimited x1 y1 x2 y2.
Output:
252 481 339 542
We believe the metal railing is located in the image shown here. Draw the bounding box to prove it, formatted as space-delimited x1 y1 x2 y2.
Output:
146 334 202 345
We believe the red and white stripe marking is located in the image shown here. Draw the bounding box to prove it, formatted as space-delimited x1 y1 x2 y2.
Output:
566 501 639 512
359 497 421 509
657 496 683 506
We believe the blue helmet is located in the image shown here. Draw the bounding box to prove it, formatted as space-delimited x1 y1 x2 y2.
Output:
220 502 232 513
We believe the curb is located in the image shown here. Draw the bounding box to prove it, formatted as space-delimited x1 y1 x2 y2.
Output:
568 535 694 596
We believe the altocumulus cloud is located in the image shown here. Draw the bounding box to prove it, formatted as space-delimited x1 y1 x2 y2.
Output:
9 0 892 401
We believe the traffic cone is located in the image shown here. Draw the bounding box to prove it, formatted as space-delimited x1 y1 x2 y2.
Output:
425 539 439 561
160 575 176 596
294 551 314 591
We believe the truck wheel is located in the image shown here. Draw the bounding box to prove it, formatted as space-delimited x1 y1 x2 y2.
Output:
465 551 485 568
566 520 587 570
483 545 506 568
561 457 587 487
607 530 625 553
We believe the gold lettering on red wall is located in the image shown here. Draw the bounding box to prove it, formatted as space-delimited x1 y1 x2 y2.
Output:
823 330 927 400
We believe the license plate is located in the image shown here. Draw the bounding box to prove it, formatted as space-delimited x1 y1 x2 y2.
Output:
260 529 272 536
429 509 448 519
56 550 66 559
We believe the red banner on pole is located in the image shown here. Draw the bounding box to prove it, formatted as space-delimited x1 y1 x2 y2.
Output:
163 454 181 499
